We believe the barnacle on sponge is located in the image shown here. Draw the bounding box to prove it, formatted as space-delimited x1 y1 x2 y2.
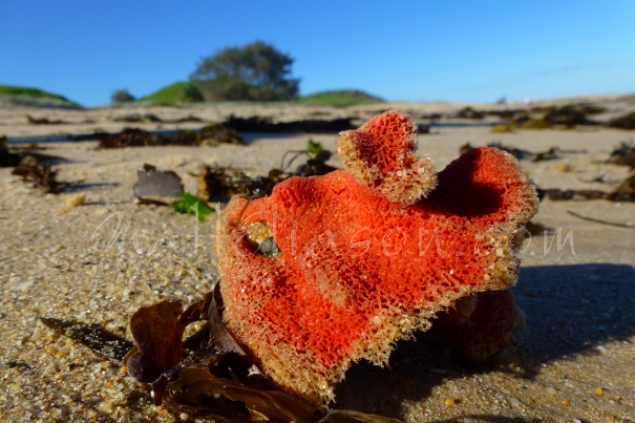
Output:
213 110 538 405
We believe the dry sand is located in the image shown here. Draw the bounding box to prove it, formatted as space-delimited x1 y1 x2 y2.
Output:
1 103 634 422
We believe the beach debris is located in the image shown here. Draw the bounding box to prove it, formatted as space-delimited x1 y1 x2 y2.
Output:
133 164 183 203
63 193 86 208
606 141 635 168
543 105 590 127
108 286 401 421
540 188 607 201
0 136 22 167
96 128 162 148
223 115 355 133
551 161 574 173
215 110 538 404
196 166 281 201
608 111 635 130
172 114 204 123
521 118 552 130
486 143 532 160
12 156 65 193
26 115 68 125
525 220 550 235
95 124 243 149
199 123 243 146
173 192 214 222
40 317 133 362
567 210 633 228
466 142 559 162
606 173 635 201
490 122 517 133
459 142 473 155
113 113 162 123
283 140 337 178
455 106 485 120
196 140 336 201
539 173 635 202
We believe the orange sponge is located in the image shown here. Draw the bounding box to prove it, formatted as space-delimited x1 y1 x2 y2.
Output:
213 110 538 404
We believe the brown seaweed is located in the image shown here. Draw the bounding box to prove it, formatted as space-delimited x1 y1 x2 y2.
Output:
96 124 244 149
223 116 355 133
200 124 244 146
606 141 635 168
608 111 635 130
113 113 162 123
12 156 65 193
537 173 635 202
41 280 405 422
0 136 22 167
197 143 336 201
26 115 68 125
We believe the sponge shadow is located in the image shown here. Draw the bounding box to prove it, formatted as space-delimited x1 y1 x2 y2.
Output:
334 263 635 418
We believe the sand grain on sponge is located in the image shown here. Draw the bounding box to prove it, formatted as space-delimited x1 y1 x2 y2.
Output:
1 104 634 422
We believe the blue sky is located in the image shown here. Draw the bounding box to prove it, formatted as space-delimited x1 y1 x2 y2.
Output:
1 0 634 107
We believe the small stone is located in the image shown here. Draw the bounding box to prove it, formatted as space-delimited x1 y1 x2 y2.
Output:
64 193 86 208
546 387 557 396
444 398 455 407
563 398 570 406
596 387 604 396
509 397 520 406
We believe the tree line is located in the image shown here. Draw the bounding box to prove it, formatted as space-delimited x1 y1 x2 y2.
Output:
112 41 299 104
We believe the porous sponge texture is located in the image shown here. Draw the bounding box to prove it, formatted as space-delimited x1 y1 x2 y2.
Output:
214 143 538 405
336 110 436 206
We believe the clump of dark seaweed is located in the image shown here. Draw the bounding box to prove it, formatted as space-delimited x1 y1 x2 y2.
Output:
537 172 635 203
608 111 635 130
543 105 591 127
606 141 635 168
0 136 22 167
223 115 355 133
199 123 243 146
12 156 65 193
96 124 244 149
26 115 68 125
197 139 336 201
454 106 485 120
462 142 559 162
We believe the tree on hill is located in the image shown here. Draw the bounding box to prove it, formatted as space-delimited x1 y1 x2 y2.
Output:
111 89 135 104
190 41 299 102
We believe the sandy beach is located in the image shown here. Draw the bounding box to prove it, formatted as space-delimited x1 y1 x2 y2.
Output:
1 101 634 422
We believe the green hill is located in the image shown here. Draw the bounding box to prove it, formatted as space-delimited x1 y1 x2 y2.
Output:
299 89 385 107
0 85 83 108
139 81 204 105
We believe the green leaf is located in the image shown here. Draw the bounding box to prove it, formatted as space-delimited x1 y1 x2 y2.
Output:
173 192 214 222
306 138 324 156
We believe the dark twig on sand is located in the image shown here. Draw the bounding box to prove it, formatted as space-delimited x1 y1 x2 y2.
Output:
567 210 633 228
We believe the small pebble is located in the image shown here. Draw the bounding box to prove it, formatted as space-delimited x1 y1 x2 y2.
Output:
546 387 557 396
596 387 604 396
63 193 86 208
563 398 570 406
444 398 455 407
